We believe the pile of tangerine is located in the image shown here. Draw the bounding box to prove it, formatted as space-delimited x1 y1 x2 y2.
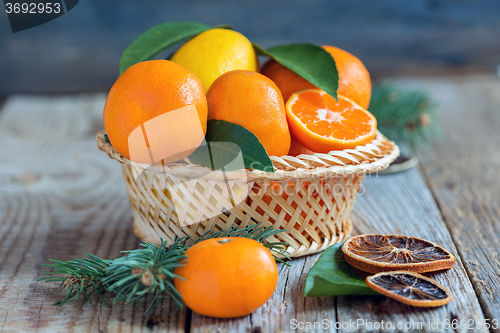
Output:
103 28 376 166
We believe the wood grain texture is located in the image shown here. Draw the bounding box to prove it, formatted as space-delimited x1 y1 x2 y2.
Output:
396 74 500 332
0 95 186 333
1 0 500 95
187 170 486 333
0 87 494 332
338 170 486 333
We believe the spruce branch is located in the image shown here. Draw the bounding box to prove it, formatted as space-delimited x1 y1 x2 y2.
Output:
104 238 188 312
193 222 291 263
39 222 290 312
39 255 110 307
369 82 439 153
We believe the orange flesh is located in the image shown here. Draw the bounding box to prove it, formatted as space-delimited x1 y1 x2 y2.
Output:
291 91 374 140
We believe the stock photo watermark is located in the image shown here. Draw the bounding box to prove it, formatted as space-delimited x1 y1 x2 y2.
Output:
4 0 79 33
115 108 372 228
290 318 499 331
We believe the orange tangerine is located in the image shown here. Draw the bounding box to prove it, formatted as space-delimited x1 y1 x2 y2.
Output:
261 45 371 108
286 90 377 153
288 136 316 156
207 70 291 157
103 60 207 164
174 237 278 318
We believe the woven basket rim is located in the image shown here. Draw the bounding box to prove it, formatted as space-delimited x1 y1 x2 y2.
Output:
96 130 399 181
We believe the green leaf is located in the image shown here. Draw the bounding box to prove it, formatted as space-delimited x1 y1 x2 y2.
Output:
252 43 272 57
119 21 231 74
189 120 274 173
304 243 379 297
254 43 339 100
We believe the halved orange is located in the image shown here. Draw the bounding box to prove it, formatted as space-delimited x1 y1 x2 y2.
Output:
366 271 453 307
342 234 456 274
286 90 377 153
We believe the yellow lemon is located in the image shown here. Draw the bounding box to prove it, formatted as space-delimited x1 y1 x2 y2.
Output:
171 28 259 91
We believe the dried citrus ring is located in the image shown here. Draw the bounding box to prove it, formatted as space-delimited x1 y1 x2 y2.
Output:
366 271 453 307
342 234 456 273
285 90 377 153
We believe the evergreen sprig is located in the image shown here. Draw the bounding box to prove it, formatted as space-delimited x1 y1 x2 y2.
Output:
38 255 110 307
369 82 439 153
39 223 290 313
104 238 188 312
192 222 291 263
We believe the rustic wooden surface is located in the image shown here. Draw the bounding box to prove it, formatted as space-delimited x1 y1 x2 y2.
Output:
1 74 499 332
412 75 500 331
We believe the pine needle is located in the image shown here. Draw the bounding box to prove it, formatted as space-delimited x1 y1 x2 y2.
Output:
369 82 440 153
39 256 110 307
39 222 291 313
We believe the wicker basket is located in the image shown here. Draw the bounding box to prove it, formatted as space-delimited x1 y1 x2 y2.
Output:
97 131 399 257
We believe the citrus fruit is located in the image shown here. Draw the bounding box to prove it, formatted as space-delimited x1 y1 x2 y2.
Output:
261 45 371 108
286 90 377 153
171 28 259 92
342 234 456 274
173 237 278 318
288 136 316 156
366 271 453 307
207 70 291 157
103 60 207 165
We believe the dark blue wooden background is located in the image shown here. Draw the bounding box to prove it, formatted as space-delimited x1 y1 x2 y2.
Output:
1 0 499 96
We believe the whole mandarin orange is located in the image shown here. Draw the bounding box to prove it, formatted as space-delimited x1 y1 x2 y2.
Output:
261 46 371 109
174 237 278 318
288 136 316 156
103 60 207 164
207 70 291 157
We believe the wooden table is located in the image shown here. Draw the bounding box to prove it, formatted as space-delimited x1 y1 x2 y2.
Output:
1 74 499 332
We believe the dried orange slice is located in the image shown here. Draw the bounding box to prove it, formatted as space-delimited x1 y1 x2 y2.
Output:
342 234 456 273
285 90 377 153
366 271 453 307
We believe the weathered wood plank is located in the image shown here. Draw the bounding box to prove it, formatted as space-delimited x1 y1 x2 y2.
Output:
0 88 493 333
397 74 500 332
187 169 485 332
337 170 486 333
0 95 186 332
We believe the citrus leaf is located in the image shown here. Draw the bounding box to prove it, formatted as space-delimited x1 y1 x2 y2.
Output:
189 120 274 173
119 21 231 74
304 243 379 297
252 42 272 57
254 43 339 100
